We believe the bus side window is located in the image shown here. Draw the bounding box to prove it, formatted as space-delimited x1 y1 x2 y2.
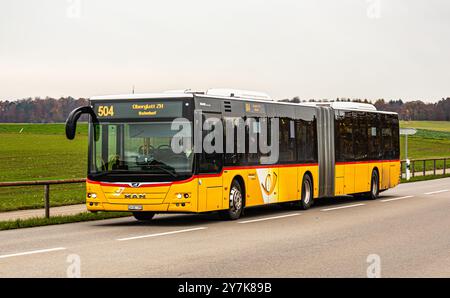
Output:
224 117 237 166
381 114 394 160
296 118 316 163
259 117 272 164
368 113 382 160
391 115 400 160
296 120 306 162
353 112 368 161
336 111 354 162
199 115 223 174
279 118 296 162
382 114 400 160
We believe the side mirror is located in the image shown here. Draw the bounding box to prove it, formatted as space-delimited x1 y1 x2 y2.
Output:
65 106 99 140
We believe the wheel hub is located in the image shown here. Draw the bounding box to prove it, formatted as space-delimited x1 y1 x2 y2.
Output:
304 180 311 204
230 187 242 212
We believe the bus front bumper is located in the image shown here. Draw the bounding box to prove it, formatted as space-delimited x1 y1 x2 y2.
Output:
86 201 196 213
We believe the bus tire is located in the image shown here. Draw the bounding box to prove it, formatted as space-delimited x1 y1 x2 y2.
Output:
367 170 380 200
219 180 244 220
296 174 314 210
132 212 155 221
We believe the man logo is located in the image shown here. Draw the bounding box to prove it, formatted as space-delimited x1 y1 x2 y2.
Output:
125 194 146 199
131 183 141 188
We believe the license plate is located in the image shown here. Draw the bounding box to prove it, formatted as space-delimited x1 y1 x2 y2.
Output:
128 205 143 211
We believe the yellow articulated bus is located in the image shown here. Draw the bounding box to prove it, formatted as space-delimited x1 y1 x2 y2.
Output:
65 89 400 221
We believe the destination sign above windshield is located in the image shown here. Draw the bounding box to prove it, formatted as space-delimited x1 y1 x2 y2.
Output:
92 101 183 119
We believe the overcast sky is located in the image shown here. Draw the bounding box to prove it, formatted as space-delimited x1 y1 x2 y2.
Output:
0 0 449 102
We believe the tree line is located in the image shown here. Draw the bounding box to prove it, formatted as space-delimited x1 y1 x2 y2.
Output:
280 97 450 121
0 97 88 123
0 96 449 123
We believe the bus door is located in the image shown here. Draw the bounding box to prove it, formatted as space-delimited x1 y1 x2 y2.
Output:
197 113 223 212
277 119 297 202
248 117 279 205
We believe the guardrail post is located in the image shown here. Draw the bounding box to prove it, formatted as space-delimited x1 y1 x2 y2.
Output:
433 159 436 175
44 184 50 218
423 160 426 176
444 158 447 175
412 161 415 177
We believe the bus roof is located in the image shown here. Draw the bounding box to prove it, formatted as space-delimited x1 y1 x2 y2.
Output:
90 91 397 115
90 93 193 100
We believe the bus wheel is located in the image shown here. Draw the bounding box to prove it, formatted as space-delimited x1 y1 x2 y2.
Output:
296 174 314 210
219 180 244 220
367 170 380 200
132 212 155 221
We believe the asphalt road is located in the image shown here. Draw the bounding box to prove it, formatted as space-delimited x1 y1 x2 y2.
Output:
0 178 449 278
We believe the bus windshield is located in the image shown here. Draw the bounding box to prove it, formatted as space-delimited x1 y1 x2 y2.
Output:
89 121 193 181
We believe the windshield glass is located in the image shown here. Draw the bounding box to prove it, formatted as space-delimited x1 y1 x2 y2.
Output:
89 121 193 180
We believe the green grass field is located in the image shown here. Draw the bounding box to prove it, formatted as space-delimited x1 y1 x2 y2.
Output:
400 121 450 132
400 129 450 160
0 123 88 135
0 121 449 212
0 123 88 211
399 121 450 173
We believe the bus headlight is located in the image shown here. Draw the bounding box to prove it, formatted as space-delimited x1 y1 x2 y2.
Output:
87 193 97 199
176 193 190 199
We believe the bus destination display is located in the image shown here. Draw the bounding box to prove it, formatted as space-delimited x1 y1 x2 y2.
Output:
93 101 183 119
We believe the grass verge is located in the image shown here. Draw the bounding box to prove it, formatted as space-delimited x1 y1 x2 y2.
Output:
400 174 450 184
0 184 85 212
0 212 131 231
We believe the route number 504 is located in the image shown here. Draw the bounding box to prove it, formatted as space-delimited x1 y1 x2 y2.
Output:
98 106 114 117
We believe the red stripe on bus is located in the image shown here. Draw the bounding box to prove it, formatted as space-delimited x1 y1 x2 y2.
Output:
223 163 318 171
87 177 196 188
87 163 318 188
88 161 398 188
335 160 400 166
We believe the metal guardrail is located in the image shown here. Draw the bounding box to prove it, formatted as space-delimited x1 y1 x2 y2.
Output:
0 179 86 218
401 158 449 179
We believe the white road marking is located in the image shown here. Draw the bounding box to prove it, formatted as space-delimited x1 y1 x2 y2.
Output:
381 195 414 202
117 227 207 241
0 247 66 260
424 189 449 195
238 213 301 224
321 203 365 212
